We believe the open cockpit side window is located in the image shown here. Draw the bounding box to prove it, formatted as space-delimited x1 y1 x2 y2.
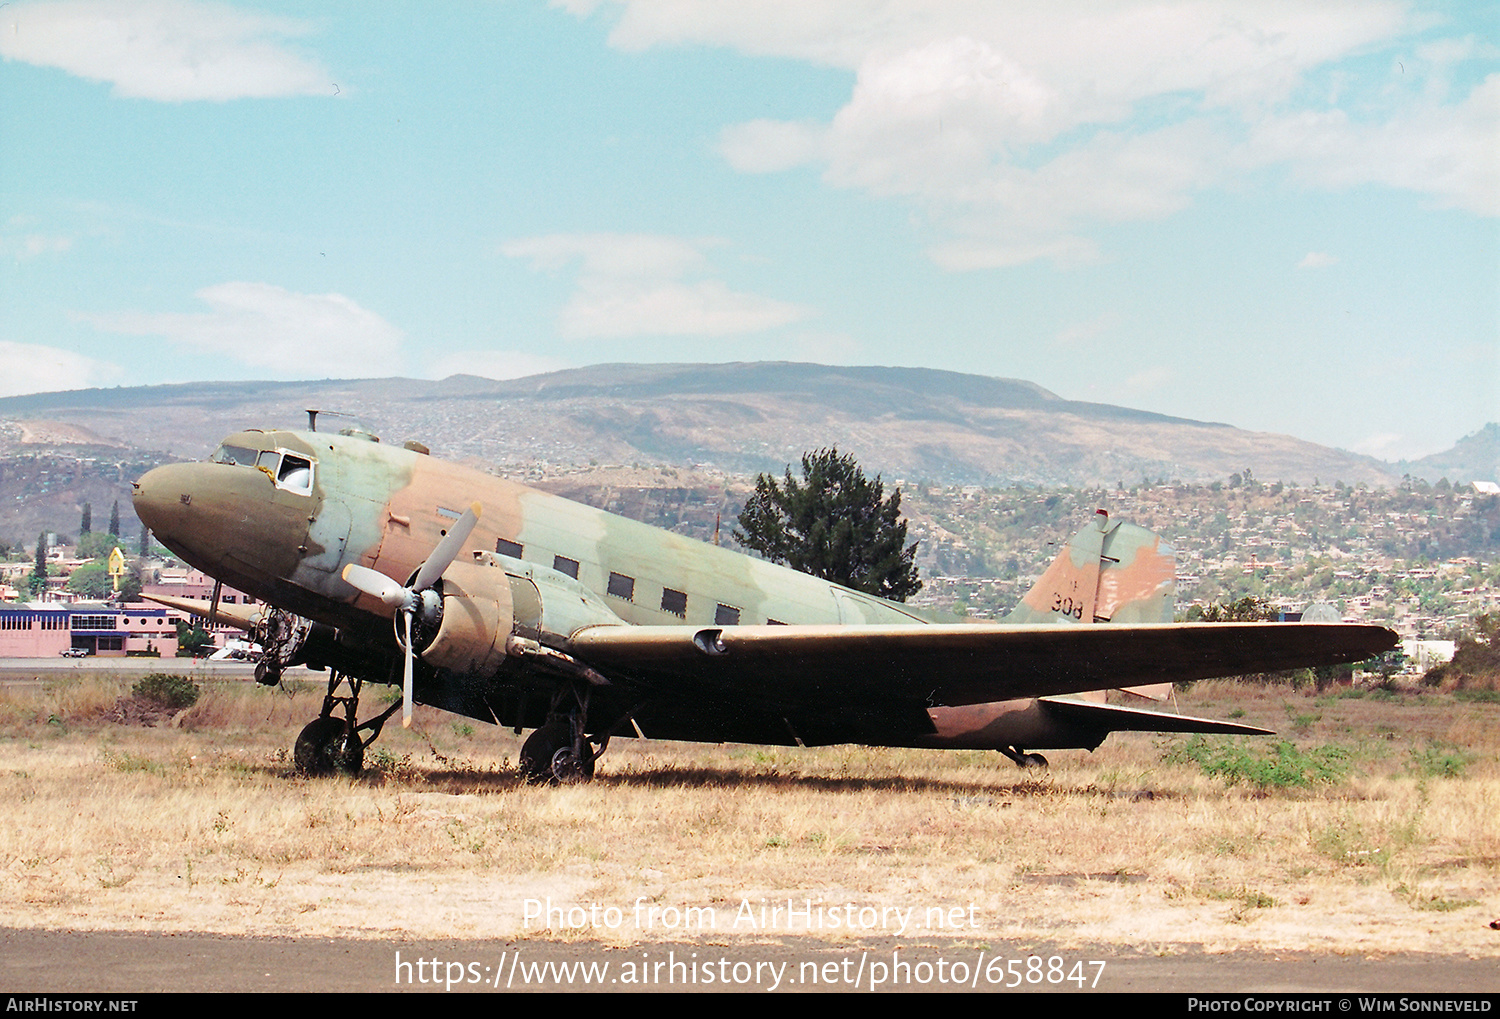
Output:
246 449 315 495
277 454 313 493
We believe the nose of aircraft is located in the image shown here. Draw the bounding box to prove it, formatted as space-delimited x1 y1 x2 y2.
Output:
133 463 185 537
133 458 309 588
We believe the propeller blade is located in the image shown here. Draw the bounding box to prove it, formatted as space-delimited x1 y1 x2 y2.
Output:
402 610 413 729
341 564 410 607
412 502 482 592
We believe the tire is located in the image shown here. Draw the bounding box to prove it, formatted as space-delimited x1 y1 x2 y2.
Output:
294 717 365 777
520 722 595 783
549 745 595 783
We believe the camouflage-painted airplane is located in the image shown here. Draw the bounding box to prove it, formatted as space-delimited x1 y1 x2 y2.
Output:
132 423 1396 780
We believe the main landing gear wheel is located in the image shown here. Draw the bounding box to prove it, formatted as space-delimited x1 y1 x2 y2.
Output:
295 716 365 776
291 670 402 778
520 721 596 784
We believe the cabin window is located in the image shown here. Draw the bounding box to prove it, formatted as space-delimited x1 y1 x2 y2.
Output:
496 538 523 558
767 618 786 626
715 604 741 626
607 572 635 601
553 556 579 580
660 588 687 617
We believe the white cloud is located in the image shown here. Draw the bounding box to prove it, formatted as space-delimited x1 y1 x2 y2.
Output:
81 282 404 377
1 233 74 259
503 233 811 339
1054 311 1122 348
1348 431 1407 459
577 1 1495 266
1249 75 1500 216
1121 365 1175 397
0 0 331 101
0 341 116 396
1298 251 1339 269
21 235 73 258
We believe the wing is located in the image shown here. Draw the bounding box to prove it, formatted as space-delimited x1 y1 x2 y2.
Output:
565 621 1397 707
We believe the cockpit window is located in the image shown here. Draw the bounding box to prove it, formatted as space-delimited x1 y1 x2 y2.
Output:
279 456 313 492
277 454 313 493
237 448 314 494
212 444 257 466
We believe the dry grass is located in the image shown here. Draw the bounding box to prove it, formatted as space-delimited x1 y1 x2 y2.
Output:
0 673 1496 956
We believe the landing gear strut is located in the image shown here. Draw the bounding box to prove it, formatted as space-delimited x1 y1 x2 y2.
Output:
998 745 1049 769
294 670 402 777
519 685 607 783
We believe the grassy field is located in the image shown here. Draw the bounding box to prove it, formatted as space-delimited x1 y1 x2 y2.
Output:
0 670 1496 957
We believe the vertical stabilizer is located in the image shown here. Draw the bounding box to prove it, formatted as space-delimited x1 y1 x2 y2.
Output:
1005 509 1108 625
1006 511 1177 701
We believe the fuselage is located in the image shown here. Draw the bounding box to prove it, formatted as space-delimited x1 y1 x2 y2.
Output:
132 428 935 638
133 427 1213 754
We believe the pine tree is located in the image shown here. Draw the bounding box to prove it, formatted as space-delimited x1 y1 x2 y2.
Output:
735 448 922 601
29 532 48 598
138 520 150 557
108 500 120 537
80 502 92 536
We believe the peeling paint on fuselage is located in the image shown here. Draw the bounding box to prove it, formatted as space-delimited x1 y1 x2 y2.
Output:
145 429 930 638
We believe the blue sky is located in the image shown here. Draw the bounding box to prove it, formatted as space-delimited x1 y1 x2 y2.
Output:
1 1 1495 462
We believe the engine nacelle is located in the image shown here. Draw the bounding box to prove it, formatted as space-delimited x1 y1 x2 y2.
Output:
413 553 628 676
419 559 516 675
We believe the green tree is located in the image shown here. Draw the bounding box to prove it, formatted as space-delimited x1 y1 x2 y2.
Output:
118 565 143 603
734 448 922 601
138 520 151 557
1424 613 1500 690
75 532 120 561
175 620 214 657
80 502 92 535
66 561 112 598
28 532 48 598
108 500 120 537
1187 596 1277 622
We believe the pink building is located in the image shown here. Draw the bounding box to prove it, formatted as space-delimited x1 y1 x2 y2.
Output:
0 603 181 658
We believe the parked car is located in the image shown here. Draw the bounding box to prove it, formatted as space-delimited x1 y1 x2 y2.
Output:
59 648 90 658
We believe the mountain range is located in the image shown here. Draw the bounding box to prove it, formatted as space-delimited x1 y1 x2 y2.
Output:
0 363 1494 496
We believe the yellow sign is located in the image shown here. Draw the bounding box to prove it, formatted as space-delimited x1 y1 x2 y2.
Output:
107 546 125 591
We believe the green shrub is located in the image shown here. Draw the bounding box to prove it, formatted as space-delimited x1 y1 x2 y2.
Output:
131 673 200 710
1165 737 1348 791
1406 744 1475 779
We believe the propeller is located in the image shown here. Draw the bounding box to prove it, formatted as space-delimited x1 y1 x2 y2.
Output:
342 502 482 727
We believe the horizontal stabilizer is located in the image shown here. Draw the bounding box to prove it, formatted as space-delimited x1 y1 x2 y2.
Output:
142 593 268 631
1040 696 1274 736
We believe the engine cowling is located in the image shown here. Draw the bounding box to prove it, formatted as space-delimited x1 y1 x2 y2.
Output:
416 559 515 675
410 552 627 676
